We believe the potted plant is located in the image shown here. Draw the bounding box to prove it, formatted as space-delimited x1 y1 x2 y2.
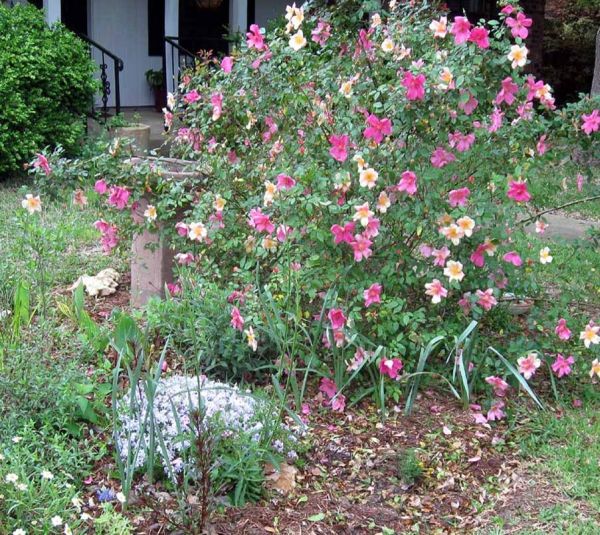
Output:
106 113 151 156
145 69 166 112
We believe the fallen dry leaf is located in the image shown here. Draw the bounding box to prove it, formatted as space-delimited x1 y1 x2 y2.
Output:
265 463 298 494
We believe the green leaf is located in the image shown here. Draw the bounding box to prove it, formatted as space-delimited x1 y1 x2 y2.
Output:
488 347 544 410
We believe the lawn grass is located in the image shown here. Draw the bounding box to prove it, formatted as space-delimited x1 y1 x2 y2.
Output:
0 179 123 533
0 179 126 311
528 164 600 221
511 230 600 309
519 408 600 514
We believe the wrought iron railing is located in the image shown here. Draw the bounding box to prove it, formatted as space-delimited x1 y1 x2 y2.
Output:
163 36 198 95
78 33 124 117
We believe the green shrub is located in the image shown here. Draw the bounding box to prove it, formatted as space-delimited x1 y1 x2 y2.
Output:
0 4 97 176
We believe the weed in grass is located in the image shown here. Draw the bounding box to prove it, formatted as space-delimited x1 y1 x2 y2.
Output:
94 504 134 535
396 448 423 486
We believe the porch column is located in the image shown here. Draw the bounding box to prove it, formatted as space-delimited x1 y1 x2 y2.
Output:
164 0 179 95
43 0 61 24
230 0 248 35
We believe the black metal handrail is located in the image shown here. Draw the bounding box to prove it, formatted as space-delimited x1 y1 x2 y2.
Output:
163 36 198 95
78 33 124 117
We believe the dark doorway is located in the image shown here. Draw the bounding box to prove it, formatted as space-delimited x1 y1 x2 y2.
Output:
179 0 229 55
60 0 88 35
447 0 498 22
148 0 166 56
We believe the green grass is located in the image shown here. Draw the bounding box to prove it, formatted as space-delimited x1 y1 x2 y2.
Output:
0 180 118 533
482 406 600 534
0 179 125 312
512 231 600 308
529 164 600 220
520 408 600 514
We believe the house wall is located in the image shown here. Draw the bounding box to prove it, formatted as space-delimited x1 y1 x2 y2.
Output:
254 0 287 28
89 0 161 107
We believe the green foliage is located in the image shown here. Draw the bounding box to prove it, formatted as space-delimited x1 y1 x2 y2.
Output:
145 69 164 88
396 448 423 486
0 3 98 176
0 422 105 533
94 504 134 535
146 275 273 381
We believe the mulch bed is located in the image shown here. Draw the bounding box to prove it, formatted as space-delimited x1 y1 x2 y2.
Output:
208 392 519 534
68 272 571 533
79 390 538 534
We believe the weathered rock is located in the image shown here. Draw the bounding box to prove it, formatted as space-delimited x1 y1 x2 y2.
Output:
70 268 120 297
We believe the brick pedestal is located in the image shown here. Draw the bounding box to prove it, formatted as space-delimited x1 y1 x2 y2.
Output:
130 198 175 307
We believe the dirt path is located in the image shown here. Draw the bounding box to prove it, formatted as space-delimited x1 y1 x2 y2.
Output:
525 213 600 240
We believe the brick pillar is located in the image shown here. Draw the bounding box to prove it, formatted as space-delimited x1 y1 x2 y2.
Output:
130 198 176 307
521 0 546 75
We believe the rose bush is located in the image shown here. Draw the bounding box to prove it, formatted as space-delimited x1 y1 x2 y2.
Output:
33 0 599 411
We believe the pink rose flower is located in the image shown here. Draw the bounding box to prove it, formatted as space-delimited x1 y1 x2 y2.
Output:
555 318 572 340
276 173 296 190
319 377 337 398
33 153 52 176
107 186 130 210
402 71 426 101
248 208 274 234
468 27 490 49
507 180 531 202
363 283 382 307
551 354 574 378
448 187 470 207
396 170 418 196
246 24 265 50
506 12 533 39
487 400 506 421
495 77 519 106
476 288 498 311
220 56 233 73
581 110 600 135
230 306 245 331
379 358 403 379
94 179 108 195
328 134 350 162
330 222 355 245
430 147 456 168
485 376 509 397
351 234 373 262
450 16 472 45
363 114 392 145
328 308 347 330
502 251 523 267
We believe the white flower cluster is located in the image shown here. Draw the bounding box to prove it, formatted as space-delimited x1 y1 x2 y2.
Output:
116 375 272 474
